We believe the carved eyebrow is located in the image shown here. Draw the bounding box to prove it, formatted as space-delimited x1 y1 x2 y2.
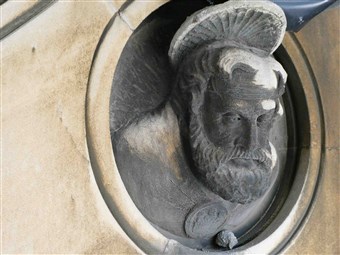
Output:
263 108 276 115
220 110 245 118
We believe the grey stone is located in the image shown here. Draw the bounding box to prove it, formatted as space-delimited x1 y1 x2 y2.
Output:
110 0 288 250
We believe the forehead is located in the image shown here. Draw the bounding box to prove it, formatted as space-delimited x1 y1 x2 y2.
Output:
253 66 278 90
224 97 276 110
209 72 280 101
205 90 277 113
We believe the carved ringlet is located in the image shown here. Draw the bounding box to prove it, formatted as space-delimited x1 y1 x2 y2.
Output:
169 0 287 67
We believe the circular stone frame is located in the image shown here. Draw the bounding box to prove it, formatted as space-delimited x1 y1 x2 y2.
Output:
85 1 323 254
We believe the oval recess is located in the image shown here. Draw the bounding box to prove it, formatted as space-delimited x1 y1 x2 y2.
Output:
85 1 323 254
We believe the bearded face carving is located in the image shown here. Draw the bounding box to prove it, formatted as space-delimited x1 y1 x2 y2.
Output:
174 46 287 204
110 0 289 248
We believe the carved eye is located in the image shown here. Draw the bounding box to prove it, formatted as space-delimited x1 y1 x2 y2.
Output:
222 112 242 123
257 110 275 126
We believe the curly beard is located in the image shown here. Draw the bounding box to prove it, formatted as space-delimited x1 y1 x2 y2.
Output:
189 113 275 204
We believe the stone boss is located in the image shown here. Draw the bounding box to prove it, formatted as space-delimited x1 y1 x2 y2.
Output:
168 0 287 246
111 0 288 249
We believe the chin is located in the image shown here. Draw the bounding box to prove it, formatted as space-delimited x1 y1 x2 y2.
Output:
204 160 272 204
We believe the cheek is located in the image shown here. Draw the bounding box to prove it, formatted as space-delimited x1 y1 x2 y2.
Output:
211 122 247 147
258 128 270 145
204 114 225 141
202 99 223 139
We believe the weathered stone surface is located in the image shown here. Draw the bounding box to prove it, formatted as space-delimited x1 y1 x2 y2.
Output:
283 8 340 254
2 0 338 254
110 0 289 250
2 1 140 254
1 0 39 27
119 1 169 30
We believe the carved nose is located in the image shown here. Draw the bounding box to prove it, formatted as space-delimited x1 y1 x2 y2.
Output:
246 123 259 151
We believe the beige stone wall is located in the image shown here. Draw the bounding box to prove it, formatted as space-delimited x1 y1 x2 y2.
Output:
1 1 141 253
1 1 339 254
283 8 340 254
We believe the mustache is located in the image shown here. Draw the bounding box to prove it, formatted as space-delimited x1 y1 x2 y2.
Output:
221 146 272 167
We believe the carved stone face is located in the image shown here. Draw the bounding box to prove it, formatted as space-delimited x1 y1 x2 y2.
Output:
187 49 285 204
203 87 279 156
